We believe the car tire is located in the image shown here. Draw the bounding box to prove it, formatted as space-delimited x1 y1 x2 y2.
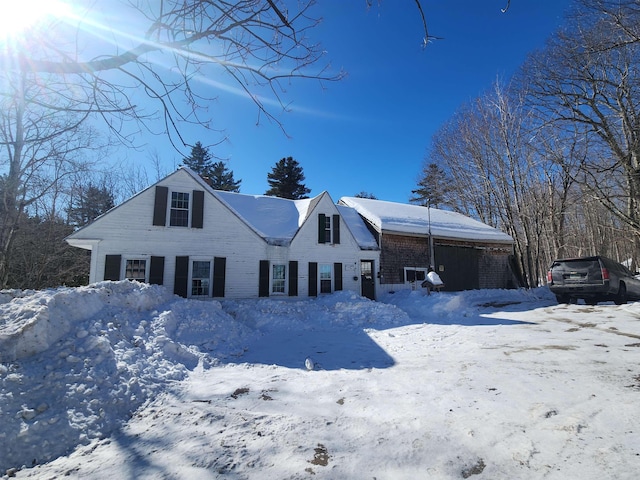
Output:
615 283 627 305
586 298 598 306
555 294 569 304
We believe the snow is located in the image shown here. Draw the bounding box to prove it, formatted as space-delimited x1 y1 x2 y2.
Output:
212 190 313 246
336 204 379 250
212 189 379 249
2 281 640 478
340 196 514 243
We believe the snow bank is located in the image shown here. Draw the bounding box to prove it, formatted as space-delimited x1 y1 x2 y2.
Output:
0 282 552 474
0 281 254 472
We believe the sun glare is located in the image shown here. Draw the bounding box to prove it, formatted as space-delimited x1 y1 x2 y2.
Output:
0 0 70 38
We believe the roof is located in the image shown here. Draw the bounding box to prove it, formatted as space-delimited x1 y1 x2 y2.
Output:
339 197 514 244
212 189 314 246
187 169 379 249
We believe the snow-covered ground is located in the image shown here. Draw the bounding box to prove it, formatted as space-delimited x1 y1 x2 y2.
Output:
2 281 640 479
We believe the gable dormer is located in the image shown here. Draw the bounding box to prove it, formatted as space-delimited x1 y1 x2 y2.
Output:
152 185 204 229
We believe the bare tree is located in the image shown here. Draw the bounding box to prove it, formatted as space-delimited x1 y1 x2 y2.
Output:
0 1 345 151
0 1 344 288
522 2 640 267
0 73 98 287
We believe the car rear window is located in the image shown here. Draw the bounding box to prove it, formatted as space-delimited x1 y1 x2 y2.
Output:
554 260 598 270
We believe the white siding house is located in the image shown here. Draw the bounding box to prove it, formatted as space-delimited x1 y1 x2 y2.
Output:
66 168 380 300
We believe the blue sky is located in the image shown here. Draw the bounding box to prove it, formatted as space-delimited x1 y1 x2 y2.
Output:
130 1 574 203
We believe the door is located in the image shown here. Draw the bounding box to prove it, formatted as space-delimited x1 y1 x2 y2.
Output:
361 260 376 300
433 245 479 291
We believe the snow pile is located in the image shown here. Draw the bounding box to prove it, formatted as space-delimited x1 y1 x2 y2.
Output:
0 281 254 471
380 287 556 324
222 290 411 331
3 282 640 478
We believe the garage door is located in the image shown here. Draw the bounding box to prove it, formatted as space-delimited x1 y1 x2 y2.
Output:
433 245 479 291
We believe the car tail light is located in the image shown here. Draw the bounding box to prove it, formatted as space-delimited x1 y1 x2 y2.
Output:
547 270 553 283
601 267 610 280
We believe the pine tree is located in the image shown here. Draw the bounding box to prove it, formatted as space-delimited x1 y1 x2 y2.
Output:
68 184 115 227
209 161 241 192
355 191 378 199
410 162 450 208
182 141 214 178
265 157 311 199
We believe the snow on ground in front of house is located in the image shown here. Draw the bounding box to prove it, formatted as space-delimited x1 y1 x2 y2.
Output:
2 282 640 479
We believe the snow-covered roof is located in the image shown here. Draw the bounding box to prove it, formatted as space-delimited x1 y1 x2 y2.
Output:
203 180 378 249
212 190 315 246
339 197 513 244
336 204 379 250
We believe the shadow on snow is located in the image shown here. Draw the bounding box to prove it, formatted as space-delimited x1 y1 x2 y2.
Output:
236 327 396 371
218 290 547 372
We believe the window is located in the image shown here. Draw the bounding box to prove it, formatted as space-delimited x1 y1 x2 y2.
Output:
170 191 190 227
272 264 286 294
191 260 211 296
324 216 332 244
125 259 146 281
320 264 332 293
317 214 340 244
405 268 427 283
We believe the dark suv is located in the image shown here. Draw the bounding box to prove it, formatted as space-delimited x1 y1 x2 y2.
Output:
547 256 640 305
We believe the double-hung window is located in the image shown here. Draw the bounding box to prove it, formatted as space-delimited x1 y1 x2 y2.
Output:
170 191 190 227
320 264 332 293
125 259 147 282
191 260 211 296
272 264 286 294
324 216 332 244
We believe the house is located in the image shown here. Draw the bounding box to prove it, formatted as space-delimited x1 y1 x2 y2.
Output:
338 197 515 293
66 168 380 300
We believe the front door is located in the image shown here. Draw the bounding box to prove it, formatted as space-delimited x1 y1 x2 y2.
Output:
361 260 375 300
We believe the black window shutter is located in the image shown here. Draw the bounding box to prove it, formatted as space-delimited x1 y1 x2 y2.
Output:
318 214 326 243
308 262 318 297
153 186 168 226
333 214 340 244
334 262 343 291
213 257 226 297
174 256 189 298
104 255 121 281
259 260 270 297
191 190 204 228
149 256 165 285
288 261 298 297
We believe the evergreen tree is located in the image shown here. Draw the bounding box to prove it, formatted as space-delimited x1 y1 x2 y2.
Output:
209 161 242 192
265 157 311 199
182 141 215 179
355 191 378 199
68 183 115 227
410 162 450 208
